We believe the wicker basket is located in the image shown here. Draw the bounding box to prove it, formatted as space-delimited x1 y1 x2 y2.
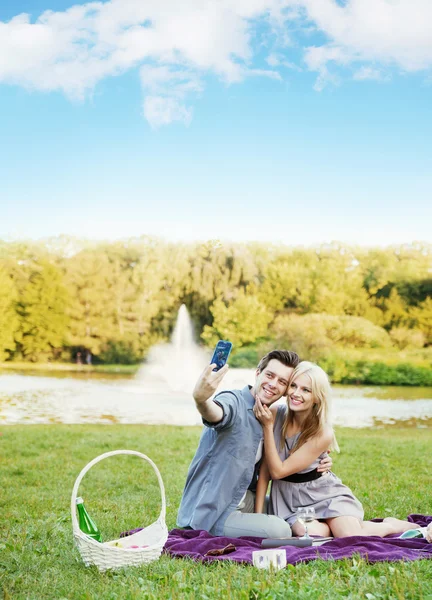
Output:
71 450 168 571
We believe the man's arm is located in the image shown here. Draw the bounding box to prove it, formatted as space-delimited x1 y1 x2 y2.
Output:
193 363 229 423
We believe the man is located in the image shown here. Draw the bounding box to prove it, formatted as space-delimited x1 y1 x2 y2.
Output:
177 349 332 538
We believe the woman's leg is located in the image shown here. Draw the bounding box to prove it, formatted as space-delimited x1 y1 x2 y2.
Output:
382 517 419 534
291 520 331 537
327 516 414 538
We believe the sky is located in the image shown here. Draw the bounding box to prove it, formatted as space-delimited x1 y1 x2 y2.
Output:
1 0 431 247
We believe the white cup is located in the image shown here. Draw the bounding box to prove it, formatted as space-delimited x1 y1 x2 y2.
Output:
252 549 287 570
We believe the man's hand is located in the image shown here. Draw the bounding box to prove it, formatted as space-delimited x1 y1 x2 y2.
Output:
192 363 229 423
253 398 274 428
317 453 333 473
193 363 229 404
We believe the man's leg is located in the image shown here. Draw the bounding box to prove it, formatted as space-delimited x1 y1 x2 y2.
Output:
222 510 291 538
238 490 269 514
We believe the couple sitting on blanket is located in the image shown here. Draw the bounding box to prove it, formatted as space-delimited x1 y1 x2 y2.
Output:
177 349 432 542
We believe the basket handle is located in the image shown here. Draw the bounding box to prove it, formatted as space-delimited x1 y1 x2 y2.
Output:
71 450 166 535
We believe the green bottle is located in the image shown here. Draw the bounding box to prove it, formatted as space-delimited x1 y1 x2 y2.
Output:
76 497 102 542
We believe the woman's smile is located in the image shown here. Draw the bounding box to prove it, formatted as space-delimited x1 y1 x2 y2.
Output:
288 373 314 411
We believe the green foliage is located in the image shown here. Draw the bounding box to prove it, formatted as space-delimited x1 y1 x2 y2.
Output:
0 265 19 360
183 240 259 335
410 297 432 344
389 327 426 349
272 313 392 361
0 238 431 368
320 356 432 386
375 287 409 330
229 346 261 368
258 244 374 317
271 313 331 361
202 290 272 348
15 260 69 361
98 337 156 364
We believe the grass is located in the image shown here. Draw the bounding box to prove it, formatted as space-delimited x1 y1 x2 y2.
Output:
0 362 139 376
1 425 432 600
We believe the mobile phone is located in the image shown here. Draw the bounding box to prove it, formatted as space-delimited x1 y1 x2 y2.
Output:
210 340 233 372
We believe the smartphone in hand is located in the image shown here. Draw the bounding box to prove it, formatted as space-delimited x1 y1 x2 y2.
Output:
210 340 233 372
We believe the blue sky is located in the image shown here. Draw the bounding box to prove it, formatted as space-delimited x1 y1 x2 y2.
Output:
1 0 431 246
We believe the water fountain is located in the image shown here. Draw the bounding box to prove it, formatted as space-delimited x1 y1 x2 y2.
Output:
135 304 208 393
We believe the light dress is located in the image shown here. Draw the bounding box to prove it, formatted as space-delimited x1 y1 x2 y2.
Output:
268 405 364 527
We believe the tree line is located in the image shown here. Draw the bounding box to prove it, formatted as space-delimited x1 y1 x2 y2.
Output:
0 237 431 365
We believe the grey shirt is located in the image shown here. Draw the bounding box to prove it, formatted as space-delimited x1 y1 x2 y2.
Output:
177 386 263 536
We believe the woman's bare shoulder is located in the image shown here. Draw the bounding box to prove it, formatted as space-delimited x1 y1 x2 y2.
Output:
315 424 334 448
322 423 333 435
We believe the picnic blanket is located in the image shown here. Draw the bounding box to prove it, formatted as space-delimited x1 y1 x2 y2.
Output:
164 515 432 565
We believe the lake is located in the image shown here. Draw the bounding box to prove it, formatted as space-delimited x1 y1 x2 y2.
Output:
1 368 431 428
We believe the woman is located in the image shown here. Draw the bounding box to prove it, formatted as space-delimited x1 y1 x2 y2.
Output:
254 361 427 539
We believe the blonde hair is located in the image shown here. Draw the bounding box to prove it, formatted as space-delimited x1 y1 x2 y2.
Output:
281 361 339 453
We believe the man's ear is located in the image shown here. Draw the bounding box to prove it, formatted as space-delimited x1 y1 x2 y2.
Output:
255 368 261 378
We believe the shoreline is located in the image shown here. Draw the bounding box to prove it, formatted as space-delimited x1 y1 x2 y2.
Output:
1 359 431 386
0 361 139 375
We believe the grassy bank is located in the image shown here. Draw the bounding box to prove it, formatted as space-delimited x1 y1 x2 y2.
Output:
0 362 139 375
320 352 432 386
1 425 432 599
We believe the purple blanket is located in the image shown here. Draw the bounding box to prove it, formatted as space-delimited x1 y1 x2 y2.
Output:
164 515 432 565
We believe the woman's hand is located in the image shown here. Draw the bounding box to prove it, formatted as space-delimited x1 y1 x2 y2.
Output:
253 398 274 428
317 453 333 473
426 523 432 543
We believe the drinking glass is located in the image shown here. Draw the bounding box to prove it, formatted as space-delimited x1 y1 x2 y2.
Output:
295 507 316 539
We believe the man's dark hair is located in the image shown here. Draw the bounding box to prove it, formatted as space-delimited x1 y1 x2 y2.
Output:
257 350 300 373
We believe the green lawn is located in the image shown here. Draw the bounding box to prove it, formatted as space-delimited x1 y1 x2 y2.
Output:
1 425 431 600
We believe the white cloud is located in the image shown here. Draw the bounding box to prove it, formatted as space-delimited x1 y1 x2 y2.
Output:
143 96 192 128
0 0 285 120
301 0 432 86
353 66 389 82
140 64 202 127
0 0 431 123
266 52 301 70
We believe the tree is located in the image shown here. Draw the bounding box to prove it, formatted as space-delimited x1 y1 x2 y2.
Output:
271 313 392 361
65 249 119 356
376 288 409 330
257 245 373 318
201 290 272 348
16 260 69 361
410 297 432 344
389 327 425 349
184 241 259 334
0 266 19 360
